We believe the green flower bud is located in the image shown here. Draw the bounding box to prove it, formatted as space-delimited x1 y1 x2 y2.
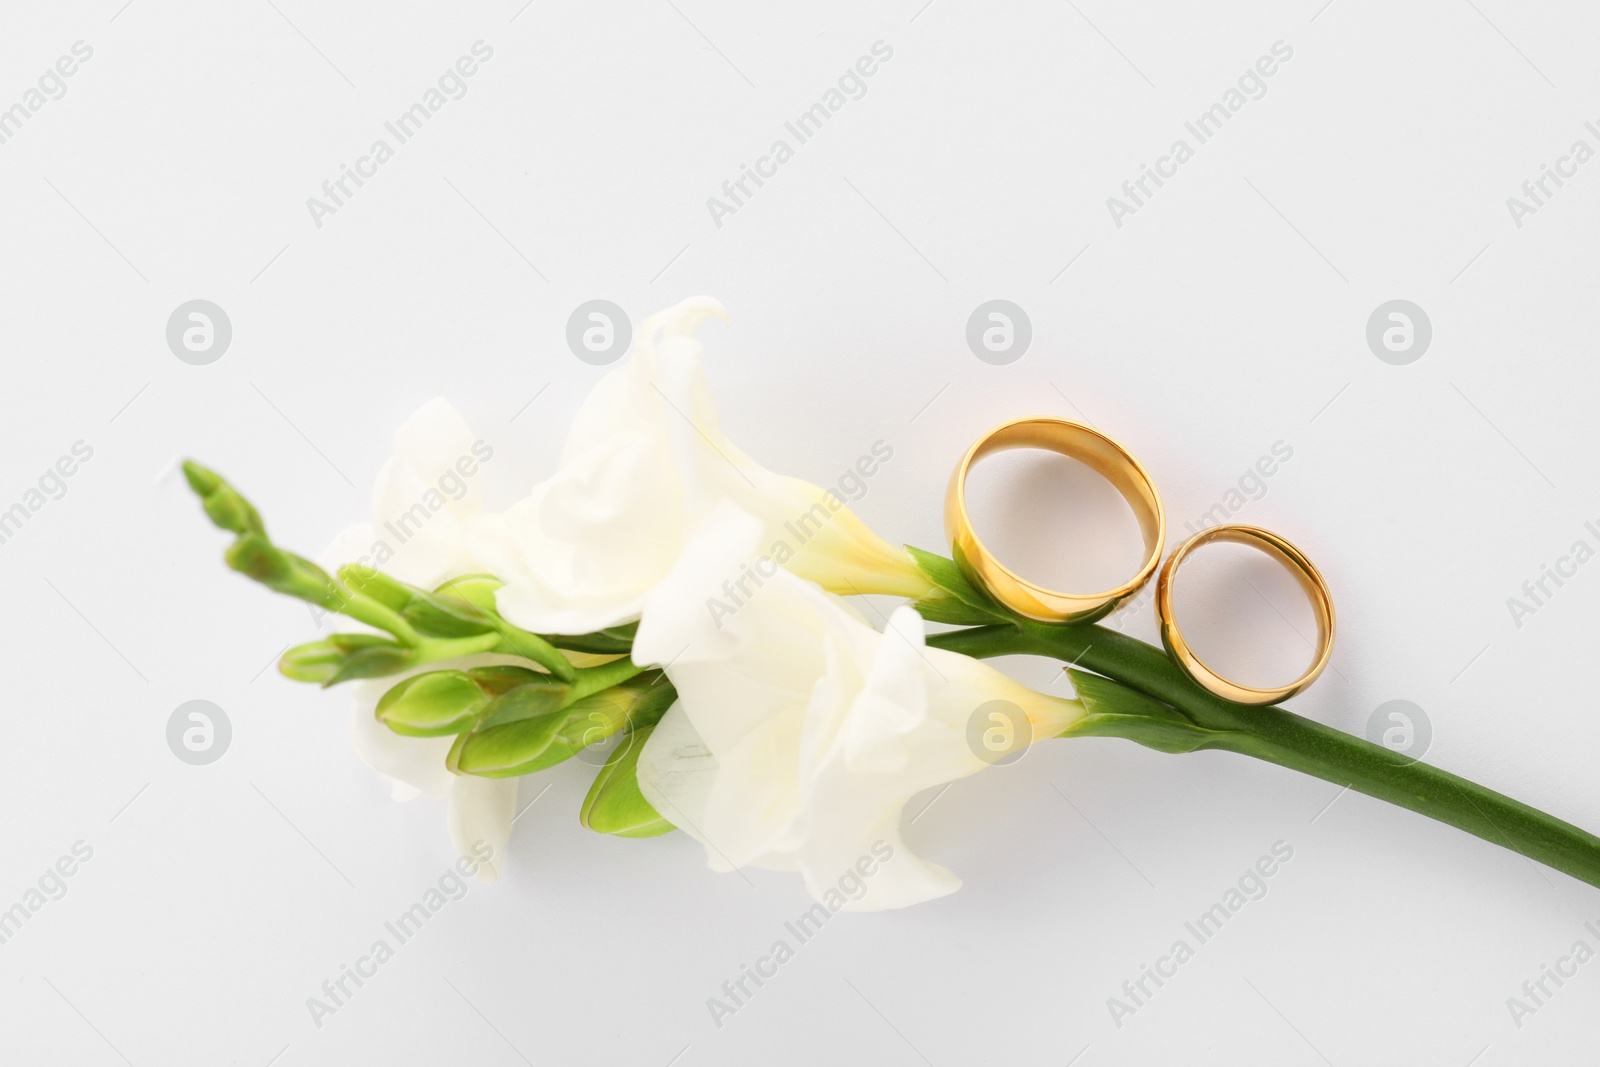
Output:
340 564 499 640
181 459 224 497
204 491 263 537
183 460 266 537
465 665 547 698
375 670 488 736
476 677 572 730
323 644 419 686
337 564 410 611
580 725 674 838
456 677 674 777
279 634 400 684
433 574 503 616
452 710 570 777
226 535 343 609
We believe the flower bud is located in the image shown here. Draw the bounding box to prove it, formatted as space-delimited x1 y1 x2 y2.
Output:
433 574 503 616
226 535 344 609
465 665 547 698
475 676 572 729
279 634 401 684
455 678 673 777
183 460 264 537
323 643 419 685
337 563 410 611
375 670 488 736
580 725 674 837
340 563 509 641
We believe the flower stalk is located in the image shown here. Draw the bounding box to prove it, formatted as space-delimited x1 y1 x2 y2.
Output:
922 575 1600 890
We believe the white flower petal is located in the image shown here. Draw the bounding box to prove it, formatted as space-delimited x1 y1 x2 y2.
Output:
636 703 733 872
487 296 932 635
448 774 517 884
636 508 1084 911
349 678 455 800
492 429 686 634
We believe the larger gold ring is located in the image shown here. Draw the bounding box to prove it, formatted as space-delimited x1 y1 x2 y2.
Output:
1155 525 1335 705
945 417 1165 623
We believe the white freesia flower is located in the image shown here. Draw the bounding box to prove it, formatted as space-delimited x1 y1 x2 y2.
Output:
470 296 934 636
320 397 495 590
318 398 515 882
631 505 1084 911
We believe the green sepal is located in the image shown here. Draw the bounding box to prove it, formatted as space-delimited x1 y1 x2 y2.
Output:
581 724 674 838
455 678 675 778
465 665 547 698
375 670 489 736
490 629 577 683
323 644 419 686
340 565 496 639
547 623 639 656
1063 670 1238 754
905 544 1016 627
434 575 617 670
477 677 573 730
453 712 569 777
280 633 401 684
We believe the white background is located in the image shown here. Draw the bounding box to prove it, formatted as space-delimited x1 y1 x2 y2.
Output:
2 0 1598 1063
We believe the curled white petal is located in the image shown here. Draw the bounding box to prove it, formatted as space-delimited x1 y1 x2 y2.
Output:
636 506 1083 911
448 774 517 884
349 678 454 801
489 296 932 636
322 398 490 589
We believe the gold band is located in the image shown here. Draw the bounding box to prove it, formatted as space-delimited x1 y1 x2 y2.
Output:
1155 525 1335 705
944 417 1165 623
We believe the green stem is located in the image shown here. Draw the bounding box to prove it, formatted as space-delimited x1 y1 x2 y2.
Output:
928 621 1600 889
415 631 505 663
567 657 651 703
339 589 420 645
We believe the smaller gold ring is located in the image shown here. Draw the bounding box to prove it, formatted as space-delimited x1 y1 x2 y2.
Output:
1155 525 1335 705
945 417 1165 623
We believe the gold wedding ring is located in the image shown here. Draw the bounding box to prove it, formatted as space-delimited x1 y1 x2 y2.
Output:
1155 525 1335 705
945 417 1165 623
